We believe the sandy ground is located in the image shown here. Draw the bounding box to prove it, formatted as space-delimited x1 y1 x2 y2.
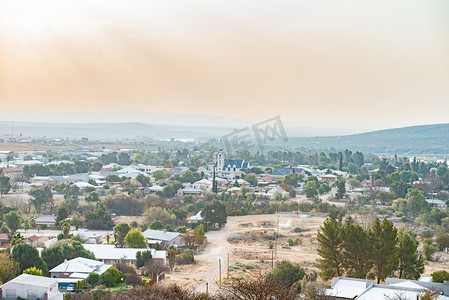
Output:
160 213 326 292
160 213 449 293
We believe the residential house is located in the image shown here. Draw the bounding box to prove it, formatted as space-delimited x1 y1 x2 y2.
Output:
26 235 40 246
1 167 23 177
325 276 449 299
266 186 289 199
318 174 338 183
142 229 185 247
192 179 212 191
82 244 166 267
177 187 203 198
74 229 103 244
0 233 9 247
34 215 56 228
0 274 61 300
426 199 447 209
49 257 111 278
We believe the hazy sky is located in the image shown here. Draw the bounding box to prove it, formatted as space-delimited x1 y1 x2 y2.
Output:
0 0 448 130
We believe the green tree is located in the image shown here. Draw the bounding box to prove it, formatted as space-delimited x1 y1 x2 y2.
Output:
397 232 424 279
135 174 150 187
201 200 227 230
405 189 430 217
369 218 398 283
117 152 131 166
124 229 147 248
152 169 170 181
266 260 306 287
0 252 20 284
318 183 331 195
177 226 187 234
305 181 318 199
341 223 372 278
136 250 153 269
5 210 22 232
11 243 48 274
41 239 95 270
71 212 83 230
23 267 44 276
84 203 114 230
390 181 411 199
436 233 449 251
335 180 346 199
114 223 130 246
61 220 71 239
0 176 11 196
87 272 100 286
55 206 69 226
244 174 258 186
28 187 51 214
422 239 437 261
85 191 100 202
149 220 164 230
101 266 122 287
431 270 449 283
316 219 344 280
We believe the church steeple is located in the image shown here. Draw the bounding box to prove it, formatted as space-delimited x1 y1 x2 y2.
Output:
217 149 225 171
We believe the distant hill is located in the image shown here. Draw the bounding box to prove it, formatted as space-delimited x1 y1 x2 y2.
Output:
1 121 449 155
288 123 449 155
0 122 231 140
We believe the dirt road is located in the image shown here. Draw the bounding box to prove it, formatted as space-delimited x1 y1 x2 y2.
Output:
165 213 325 292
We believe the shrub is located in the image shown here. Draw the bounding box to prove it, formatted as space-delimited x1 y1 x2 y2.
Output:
23 267 43 276
87 272 100 286
89 288 107 300
175 250 194 265
286 238 301 246
293 226 308 233
75 280 85 293
431 270 449 283
266 260 306 287
125 273 142 286
101 267 123 287
177 226 187 234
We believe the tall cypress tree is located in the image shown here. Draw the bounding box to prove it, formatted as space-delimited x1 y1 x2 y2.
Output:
369 218 398 283
342 223 372 278
316 218 344 280
397 232 424 279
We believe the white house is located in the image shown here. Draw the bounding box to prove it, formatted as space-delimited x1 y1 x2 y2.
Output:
0 274 61 300
192 179 212 191
49 257 111 278
34 215 56 228
82 244 166 266
142 229 185 247
326 276 449 299
266 186 289 199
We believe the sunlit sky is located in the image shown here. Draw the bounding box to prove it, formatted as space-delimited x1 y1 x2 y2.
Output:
0 0 448 130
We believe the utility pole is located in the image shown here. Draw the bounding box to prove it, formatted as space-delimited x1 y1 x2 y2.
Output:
219 259 222 288
271 250 274 270
206 282 209 294
227 253 230 278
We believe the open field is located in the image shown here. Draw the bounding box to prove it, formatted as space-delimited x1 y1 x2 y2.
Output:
161 213 449 293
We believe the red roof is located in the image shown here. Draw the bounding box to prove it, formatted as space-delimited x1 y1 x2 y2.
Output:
0 233 8 241
2 167 23 173
27 235 40 242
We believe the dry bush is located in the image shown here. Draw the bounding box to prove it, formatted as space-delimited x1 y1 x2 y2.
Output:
217 273 297 300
